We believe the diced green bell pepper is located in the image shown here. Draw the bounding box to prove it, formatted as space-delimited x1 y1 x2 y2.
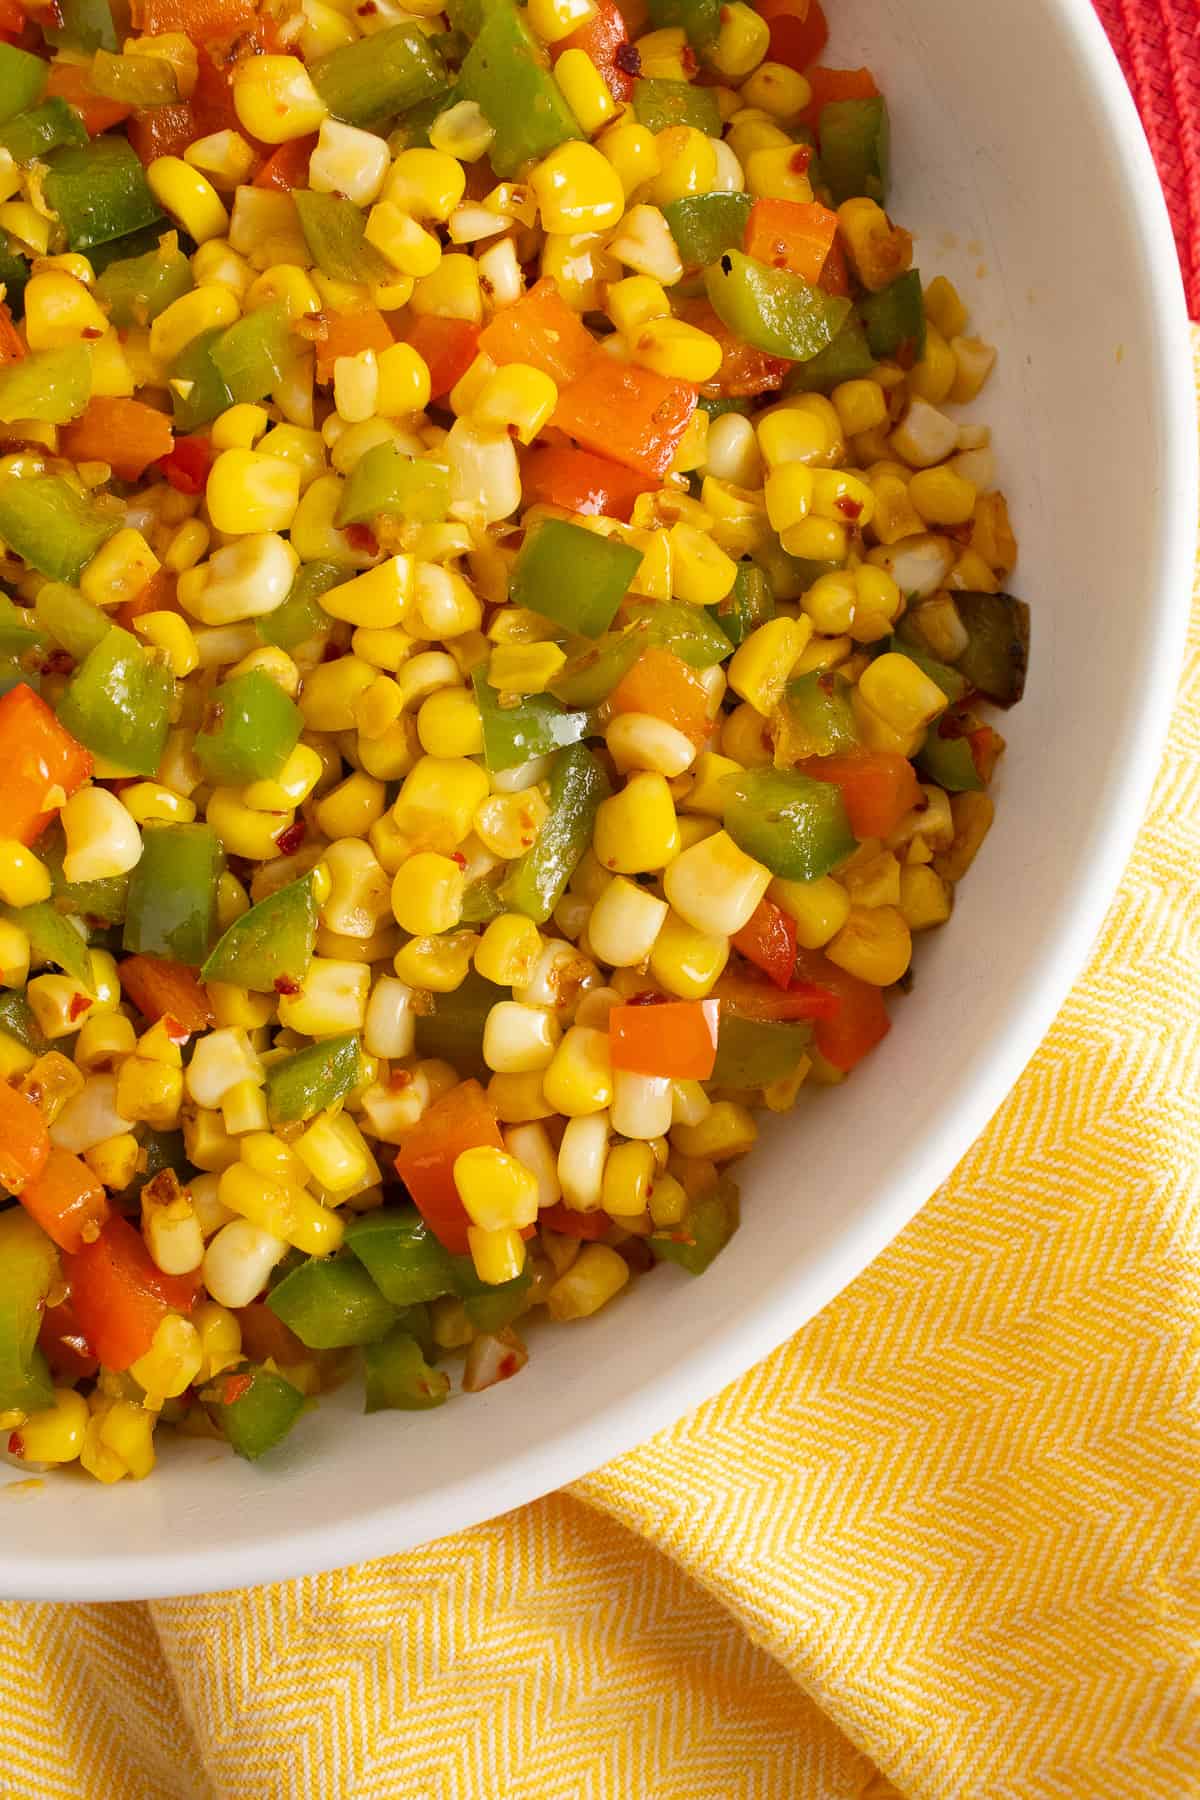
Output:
646 0 720 45
412 967 506 1078
917 721 984 793
0 98 87 165
450 1256 531 1333
265 1032 362 1125
44 0 118 53
650 1176 739 1275
210 301 291 405
778 670 860 756
722 766 856 879
0 476 117 583
0 659 35 698
310 22 445 128
705 249 850 362
860 268 925 360
711 1014 811 1086
3 899 91 983
0 1210 57 1414
258 560 345 651
267 1251 397 1349
0 992 49 1052
697 393 753 419
204 1362 305 1460
89 48 179 105
194 669 303 786
292 189 393 286
56 625 171 776
363 1327 449 1412
0 344 91 425
345 1206 459 1306
458 0 581 178
201 872 320 994
0 44 48 127
624 598 735 666
819 97 890 206
663 192 752 269
95 238 193 329
0 593 42 655
472 669 589 771
707 560 774 647
954 591 1030 707
123 823 223 965
460 877 505 924
39 825 128 927
632 78 721 135
511 516 642 638
392 82 459 150
0 238 29 317
784 316 875 394
500 743 610 923
335 440 450 526
169 326 234 431
43 136 162 252
34 582 110 661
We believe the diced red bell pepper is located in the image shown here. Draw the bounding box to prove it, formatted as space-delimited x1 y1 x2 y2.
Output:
44 62 132 136
478 278 595 386
313 307 393 385
680 301 789 398
793 947 890 1070
798 751 922 841
714 969 840 1022
554 353 697 479
132 0 257 39
0 301 23 366
119 955 214 1033
61 397 174 481
538 1203 612 1240
0 683 93 847
254 133 317 191
731 897 798 990
403 315 482 401
0 1079 49 1194
64 1216 199 1371
818 236 851 298
553 0 635 102
127 101 198 166
38 1293 98 1381
756 0 828 73
394 1078 504 1254
799 63 880 131
116 565 178 633
157 432 214 495
519 446 657 522
0 0 25 35
744 198 839 284
19 1147 110 1255
609 999 720 1079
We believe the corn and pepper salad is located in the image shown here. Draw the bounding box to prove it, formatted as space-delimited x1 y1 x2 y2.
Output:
0 0 1027 1479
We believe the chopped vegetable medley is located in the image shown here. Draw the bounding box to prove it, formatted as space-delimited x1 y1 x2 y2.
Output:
0 0 1026 1480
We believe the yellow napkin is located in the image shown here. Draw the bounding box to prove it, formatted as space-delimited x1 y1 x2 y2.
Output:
4 351 1199 1800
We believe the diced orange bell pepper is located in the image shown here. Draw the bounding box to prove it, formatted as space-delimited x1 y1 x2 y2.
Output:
793 947 890 1070
679 301 789 398
116 565 178 633
478 278 596 386
0 0 25 36
0 1080 50 1194
553 0 636 102
19 1148 110 1255
519 445 658 522
731 897 798 989
393 1078 504 1254
818 235 851 297
798 751 921 841
61 397 174 481
236 1300 309 1366
0 301 23 366
744 197 839 283
132 0 257 39
44 62 132 136
538 1202 612 1240
313 307 394 385
714 968 840 1022
402 315 482 401
799 64 880 131
609 999 720 1079
554 353 697 478
119 955 214 1033
608 645 711 747
756 0 828 73
64 1216 200 1371
254 133 317 191
157 431 213 496
127 101 198 166
0 683 93 847
38 1293 98 1381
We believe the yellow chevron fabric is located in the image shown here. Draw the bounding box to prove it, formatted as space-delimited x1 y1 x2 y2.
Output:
3 358 1199 1800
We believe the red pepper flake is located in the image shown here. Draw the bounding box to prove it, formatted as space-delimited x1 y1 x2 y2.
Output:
39 648 74 676
790 145 814 174
614 42 641 74
626 990 667 1007
388 1068 414 1090
450 851 467 868
835 496 864 520
163 1014 190 1045
7 1432 23 1457
344 523 378 555
221 1373 252 1406
274 973 301 995
497 1353 520 1380
681 45 698 76
274 819 306 854
68 991 92 1021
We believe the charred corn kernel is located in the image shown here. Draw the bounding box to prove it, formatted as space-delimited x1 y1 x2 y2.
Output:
596 118 661 196
320 557 414 629
429 99 494 163
206 448 300 534
648 908 729 999
763 462 815 535
532 140 625 234
708 0 769 75
554 47 616 133
184 129 256 191
633 317 722 384
392 755 490 852
858 651 948 736
202 1217 287 1308
601 1138 656 1218
60 787 142 883
151 283 239 363
745 143 814 202
950 335 997 404
22 271 110 350
826 903 911 986
453 1143 540 1231
0 840 49 907
475 913 542 987
970 491 1017 573
547 1241 628 1319
19 1052 82 1123
635 25 689 78
390 850 464 935
837 196 911 292
606 712 697 778
277 957 370 1035
740 60 810 117
393 929 476 992
932 790 994 883
210 401 268 451
312 770 387 839
924 275 968 339
8 1387 89 1465
115 1056 184 1128
542 1025 612 1117
232 55 327 143
471 364 557 445
527 0 596 42
898 864 952 931
298 655 377 732
593 772 680 873
663 830 769 937
148 157 228 243
384 147 466 221
727 615 811 715
80 528 159 610
649 125 718 207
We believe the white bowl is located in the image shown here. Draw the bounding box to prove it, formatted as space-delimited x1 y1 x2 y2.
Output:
3 0 1193 1600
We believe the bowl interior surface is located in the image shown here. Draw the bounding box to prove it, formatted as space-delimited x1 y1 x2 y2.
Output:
3 0 1192 1599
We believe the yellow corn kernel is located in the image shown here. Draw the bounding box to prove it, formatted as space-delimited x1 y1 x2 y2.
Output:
660 526 732 612
906 324 956 405
808 467 874 528
631 317 722 385
151 282 239 363
541 1025 612 1117
595 118 661 196
970 491 1018 573
487 643 566 696
278 956 371 1036
471 364 558 445
475 913 542 987
22 270 110 350
831 377 887 437
319 557 414 630
293 1110 378 1197
648 125 718 207
931 790 994 884
950 335 997 405
0 840 50 908
188 1301 241 1383
825 903 911 986
770 872 850 947
453 1143 540 1232
898 864 952 931
311 770 386 841
745 143 814 203
763 463 815 538
708 0 769 75
663 829 770 937
356 674 404 741
219 1160 344 1255
384 147 466 222
593 771 680 873
59 787 142 884
648 908 729 999
0 919 30 990
740 61 810 118
554 47 617 133
526 0 596 40
183 127 256 191
210 402 268 453
80 528 159 611
241 743 323 814
7 1387 89 1465
147 156 228 244
546 1241 629 1319
598 1138 655 1218
727 615 811 716
408 251 484 325
114 1057 184 1129
132 609 198 677
670 407 709 475
905 464 976 528
390 850 464 936
372 343 430 420
837 197 911 292
924 275 968 340
81 1131 139 1189
606 274 671 338
531 140 625 233
393 928 476 993
671 1100 756 1163
392 755 490 853
204 448 300 534
682 751 741 821
840 846 902 910
298 654 377 732
232 55 327 144
857 651 948 736
205 788 291 860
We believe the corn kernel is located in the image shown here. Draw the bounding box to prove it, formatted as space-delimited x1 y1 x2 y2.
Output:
546 1241 629 1319
554 47 617 133
233 56 327 144
531 140 625 234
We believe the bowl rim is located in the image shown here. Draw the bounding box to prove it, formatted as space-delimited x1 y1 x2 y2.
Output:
9 0 1197 1602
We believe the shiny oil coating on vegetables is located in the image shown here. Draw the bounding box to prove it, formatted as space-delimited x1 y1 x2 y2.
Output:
0 0 1026 1480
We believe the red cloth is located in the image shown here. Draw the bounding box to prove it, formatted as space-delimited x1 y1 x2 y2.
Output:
1094 0 1200 314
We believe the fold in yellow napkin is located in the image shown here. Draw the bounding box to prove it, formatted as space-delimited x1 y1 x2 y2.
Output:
3 352 1198 1800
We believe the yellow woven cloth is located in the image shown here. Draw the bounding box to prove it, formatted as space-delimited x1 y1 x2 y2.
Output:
4 368 1199 1800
